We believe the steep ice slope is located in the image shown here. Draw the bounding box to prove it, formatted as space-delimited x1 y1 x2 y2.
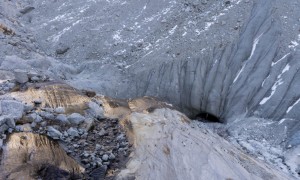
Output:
26 0 300 123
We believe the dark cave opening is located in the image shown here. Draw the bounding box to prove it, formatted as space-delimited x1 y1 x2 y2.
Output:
195 112 221 123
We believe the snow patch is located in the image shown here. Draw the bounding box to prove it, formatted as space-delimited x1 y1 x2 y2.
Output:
286 98 300 113
259 64 289 105
271 53 290 66
233 64 246 83
249 33 263 60
168 25 177 35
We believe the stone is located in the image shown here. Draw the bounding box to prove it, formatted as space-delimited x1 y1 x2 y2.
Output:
25 113 38 123
0 139 3 148
40 111 55 120
24 104 34 112
40 121 47 127
56 46 70 55
31 122 37 128
109 153 115 160
7 82 15 89
90 165 107 179
102 154 109 161
0 124 9 134
43 108 54 113
95 144 102 151
15 124 32 132
47 126 62 139
0 100 24 120
13 69 28 84
54 107 65 114
19 6 35 14
67 127 79 137
55 114 69 124
30 76 39 82
86 101 104 119
80 118 94 132
5 116 15 128
98 128 107 136
68 113 85 125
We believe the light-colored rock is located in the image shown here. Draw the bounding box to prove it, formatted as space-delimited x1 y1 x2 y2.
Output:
15 124 32 132
86 101 104 119
47 126 62 139
102 154 109 161
55 114 69 124
0 124 9 134
54 107 65 114
67 127 79 137
5 116 15 128
0 100 24 120
80 118 94 132
0 139 3 149
68 113 85 125
13 69 28 84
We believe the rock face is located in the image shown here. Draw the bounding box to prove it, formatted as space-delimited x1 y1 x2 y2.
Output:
0 133 84 179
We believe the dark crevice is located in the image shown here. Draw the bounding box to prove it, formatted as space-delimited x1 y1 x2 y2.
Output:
194 112 222 123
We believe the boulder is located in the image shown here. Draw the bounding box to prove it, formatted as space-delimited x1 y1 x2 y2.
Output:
55 114 69 124
0 124 8 134
0 100 24 120
68 113 85 125
86 101 104 119
13 69 28 84
80 118 94 132
47 126 62 140
54 107 65 114
15 124 32 132
67 127 79 137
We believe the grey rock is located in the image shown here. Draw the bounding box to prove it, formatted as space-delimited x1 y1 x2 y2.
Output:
80 118 94 132
67 127 79 137
40 121 47 127
31 121 37 128
5 117 15 128
7 82 15 89
109 153 115 160
15 124 32 132
47 126 62 139
0 100 24 120
40 111 55 120
24 104 34 112
67 113 85 125
54 107 65 114
86 101 104 119
0 124 9 134
55 114 69 124
30 76 40 82
26 113 40 123
102 154 109 161
56 46 70 55
43 108 54 113
0 139 3 149
90 165 107 179
98 128 107 136
13 69 28 84
95 144 102 151
20 6 35 14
